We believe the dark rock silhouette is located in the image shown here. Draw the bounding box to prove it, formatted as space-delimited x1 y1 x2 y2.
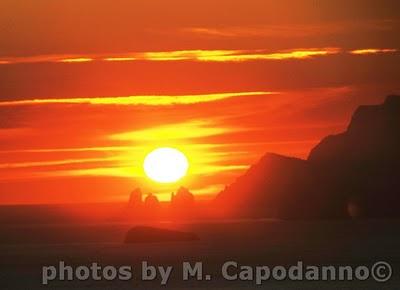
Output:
128 188 143 208
144 193 160 209
216 96 400 219
124 226 199 243
308 95 400 218
216 153 327 219
171 186 195 208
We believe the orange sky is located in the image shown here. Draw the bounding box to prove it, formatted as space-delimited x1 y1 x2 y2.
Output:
0 0 399 204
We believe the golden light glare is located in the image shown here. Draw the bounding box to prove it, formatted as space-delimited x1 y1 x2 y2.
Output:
143 147 189 183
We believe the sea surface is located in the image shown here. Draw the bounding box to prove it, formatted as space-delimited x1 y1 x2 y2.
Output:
0 218 399 289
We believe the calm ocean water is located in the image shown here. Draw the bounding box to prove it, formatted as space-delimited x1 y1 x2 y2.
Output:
0 219 399 289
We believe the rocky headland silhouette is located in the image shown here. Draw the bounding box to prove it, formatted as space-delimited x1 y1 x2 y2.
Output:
216 96 400 219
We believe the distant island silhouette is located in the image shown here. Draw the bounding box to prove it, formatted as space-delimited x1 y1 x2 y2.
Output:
123 186 197 220
216 95 400 219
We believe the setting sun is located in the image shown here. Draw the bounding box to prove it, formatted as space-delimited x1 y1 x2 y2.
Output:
143 147 189 183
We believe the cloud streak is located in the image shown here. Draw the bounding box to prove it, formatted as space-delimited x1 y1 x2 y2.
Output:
0 47 397 66
0 157 116 169
0 47 373 65
109 120 243 141
0 91 275 107
180 20 398 38
349 48 398 55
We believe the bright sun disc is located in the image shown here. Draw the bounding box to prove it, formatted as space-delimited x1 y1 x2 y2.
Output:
143 147 189 183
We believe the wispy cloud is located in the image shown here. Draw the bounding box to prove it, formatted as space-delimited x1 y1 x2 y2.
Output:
37 167 138 178
349 48 398 55
1 47 397 66
103 57 136 62
0 146 132 154
35 164 249 179
190 184 227 196
109 120 242 142
196 48 340 62
0 48 347 65
58 57 94 63
0 54 95 65
0 91 275 107
180 20 398 38
191 164 249 174
183 26 330 38
99 48 342 62
0 157 116 169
